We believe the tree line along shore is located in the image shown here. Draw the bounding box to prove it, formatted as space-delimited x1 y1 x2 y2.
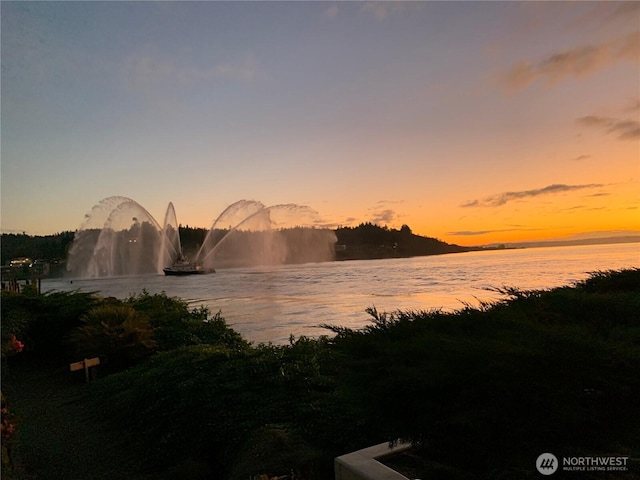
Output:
1 268 638 479
1 223 480 274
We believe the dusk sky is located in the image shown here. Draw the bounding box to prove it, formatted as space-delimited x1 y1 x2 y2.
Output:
2 1 639 245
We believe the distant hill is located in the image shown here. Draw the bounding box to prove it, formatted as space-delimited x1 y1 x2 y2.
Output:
1 224 474 270
14 226 634 270
0 232 75 266
488 235 640 249
334 223 473 260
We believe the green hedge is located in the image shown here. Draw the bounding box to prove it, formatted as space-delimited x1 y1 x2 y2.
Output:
3 268 639 479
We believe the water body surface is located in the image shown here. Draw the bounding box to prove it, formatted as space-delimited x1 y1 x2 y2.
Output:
43 243 639 344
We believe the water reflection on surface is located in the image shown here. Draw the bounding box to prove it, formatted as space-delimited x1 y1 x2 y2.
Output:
43 243 639 344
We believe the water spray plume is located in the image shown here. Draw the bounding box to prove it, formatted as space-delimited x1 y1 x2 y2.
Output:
67 197 337 278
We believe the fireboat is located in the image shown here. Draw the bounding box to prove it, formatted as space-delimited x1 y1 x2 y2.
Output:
163 255 214 276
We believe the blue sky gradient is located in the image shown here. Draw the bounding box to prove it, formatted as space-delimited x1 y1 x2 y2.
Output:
2 1 638 244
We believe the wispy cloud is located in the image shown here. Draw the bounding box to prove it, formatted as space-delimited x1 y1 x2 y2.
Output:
367 200 405 225
360 2 423 21
625 98 640 113
448 228 518 236
561 205 606 212
461 183 604 208
323 4 339 20
502 31 639 90
569 2 640 31
123 53 258 88
448 224 543 236
576 115 640 141
572 154 591 161
361 2 389 21
370 209 398 224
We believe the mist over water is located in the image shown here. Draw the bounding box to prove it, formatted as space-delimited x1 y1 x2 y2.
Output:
66 197 336 277
195 201 336 269
67 197 170 277
47 243 639 344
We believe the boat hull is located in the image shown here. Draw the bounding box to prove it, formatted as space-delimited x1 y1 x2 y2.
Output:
163 268 205 276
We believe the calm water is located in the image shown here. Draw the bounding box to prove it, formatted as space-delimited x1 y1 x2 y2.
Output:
43 243 639 344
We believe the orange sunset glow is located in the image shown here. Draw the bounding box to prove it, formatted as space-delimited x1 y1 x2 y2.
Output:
1 2 638 246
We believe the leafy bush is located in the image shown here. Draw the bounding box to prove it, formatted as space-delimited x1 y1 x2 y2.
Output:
1 289 99 361
578 267 640 293
91 338 342 479
323 269 640 477
2 289 248 368
5 269 639 479
1 294 30 362
125 291 249 352
67 304 157 370
82 269 640 478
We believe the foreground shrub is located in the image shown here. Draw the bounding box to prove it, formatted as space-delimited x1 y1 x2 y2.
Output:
324 269 640 477
6 269 639 479
1 290 100 362
91 338 341 479
578 267 640 294
125 291 249 352
67 304 157 370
